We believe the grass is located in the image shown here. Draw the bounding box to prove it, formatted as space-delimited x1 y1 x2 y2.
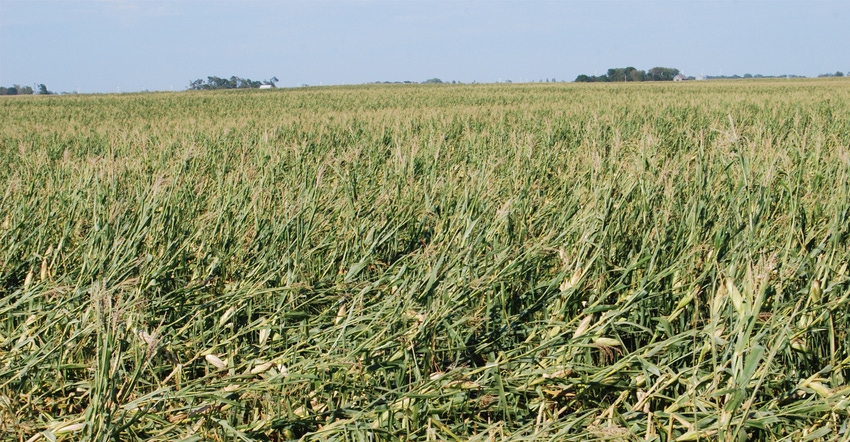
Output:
1 79 850 441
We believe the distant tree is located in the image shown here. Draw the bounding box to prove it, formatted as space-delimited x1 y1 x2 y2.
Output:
423 78 443 84
37 84 52 95
836 71 845 77
574 66 683 83
607 68 625 82
627 67 646 82
743 73 753 78
647 67 679 81
574 74 612 82
188 75 279 90
13 84 34 95
6 86 18 95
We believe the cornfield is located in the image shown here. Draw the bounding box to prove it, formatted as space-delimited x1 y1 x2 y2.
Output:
1 79 850 441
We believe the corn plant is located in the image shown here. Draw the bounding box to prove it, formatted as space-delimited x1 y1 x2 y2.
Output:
1 79 849 441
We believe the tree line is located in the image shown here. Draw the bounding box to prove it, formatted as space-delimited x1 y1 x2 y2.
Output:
188 76 278 90
0 84 53 95
575 67 682 83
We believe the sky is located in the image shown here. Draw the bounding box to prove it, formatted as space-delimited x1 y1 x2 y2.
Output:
1 0 848 93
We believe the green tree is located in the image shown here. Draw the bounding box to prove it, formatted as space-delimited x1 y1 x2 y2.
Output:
37 84 51 95
11 84 33 95
626 67 646 82
574 66 680 83
647 67 680 81
607 68 625 82
188 75 279 90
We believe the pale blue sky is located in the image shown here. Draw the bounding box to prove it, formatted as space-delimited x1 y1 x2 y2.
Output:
1 0 847 93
